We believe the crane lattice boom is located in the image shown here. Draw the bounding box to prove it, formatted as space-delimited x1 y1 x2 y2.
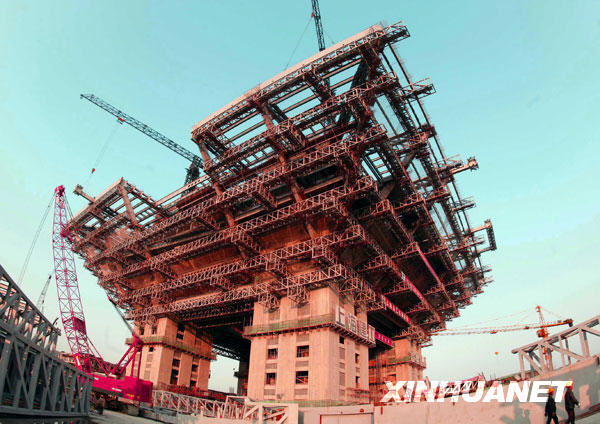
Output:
52 185 96 372
432 319 573 336
311 0 326 52
81 94 202 183
36 273 52 314
52 185 152 401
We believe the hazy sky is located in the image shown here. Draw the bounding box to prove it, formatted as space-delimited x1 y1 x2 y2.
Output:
1 1 599 391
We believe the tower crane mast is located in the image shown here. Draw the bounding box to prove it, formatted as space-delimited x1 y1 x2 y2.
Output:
81 94 203 184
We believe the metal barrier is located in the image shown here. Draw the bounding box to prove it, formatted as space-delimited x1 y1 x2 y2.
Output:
153 390 224 417
0 264 92 417
153 390 298 424
512 314 600 378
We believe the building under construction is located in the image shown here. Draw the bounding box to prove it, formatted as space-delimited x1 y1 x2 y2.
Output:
69 21 496 405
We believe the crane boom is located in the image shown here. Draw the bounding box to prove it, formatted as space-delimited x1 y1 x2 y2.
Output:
311 0 326 52
432 319 573 337
81 94 203 183
52 185 152 401
52 185 97 372
36 273 52 313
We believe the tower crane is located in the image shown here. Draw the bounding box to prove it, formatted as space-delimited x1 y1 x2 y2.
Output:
52 185 152 402
431 306 572 338
81 94 203 184
36 273 52 314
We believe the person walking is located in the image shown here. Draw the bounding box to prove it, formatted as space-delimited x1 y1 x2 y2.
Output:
545 387 558 424
96 395 106 415
564 381 579 424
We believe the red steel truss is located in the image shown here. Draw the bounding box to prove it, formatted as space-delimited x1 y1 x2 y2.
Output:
69 21 495 354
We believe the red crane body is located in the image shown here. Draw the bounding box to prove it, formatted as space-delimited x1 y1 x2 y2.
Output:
52 185 152 403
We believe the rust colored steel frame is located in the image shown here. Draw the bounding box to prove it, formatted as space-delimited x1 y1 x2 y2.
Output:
114 198 445 335
70 21 494 345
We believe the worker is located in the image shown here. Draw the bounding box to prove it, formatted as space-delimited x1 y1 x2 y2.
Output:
545 387 558 424
90 392 97 410
96 394 106 415
564 381 579 423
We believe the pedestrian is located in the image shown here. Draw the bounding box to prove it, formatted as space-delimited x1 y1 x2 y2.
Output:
90 392 98 412
545 387 558 424
564 381 579 424
96 395 105 415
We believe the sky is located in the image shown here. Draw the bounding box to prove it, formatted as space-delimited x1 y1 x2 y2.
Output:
1 1 599 392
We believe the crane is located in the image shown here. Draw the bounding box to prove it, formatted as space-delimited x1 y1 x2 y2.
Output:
81 94 203 184
310 0 326 52
310 0 332 92
36 273 52 314
430 320 573 337
17 195 53 285
52 185 152 402
431 306 573 337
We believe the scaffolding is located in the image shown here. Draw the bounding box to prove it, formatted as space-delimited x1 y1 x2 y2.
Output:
68 20 495 399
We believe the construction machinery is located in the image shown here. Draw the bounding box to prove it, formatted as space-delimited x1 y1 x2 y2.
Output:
36 273 52 314
52 185 152 402
431 306 573 337
81 93 203 184
310 0 326 52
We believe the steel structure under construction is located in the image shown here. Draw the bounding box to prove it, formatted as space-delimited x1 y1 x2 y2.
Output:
0 264 92 417
68 21 495 404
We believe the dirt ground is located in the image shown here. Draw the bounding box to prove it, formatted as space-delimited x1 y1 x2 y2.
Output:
89 409 160 424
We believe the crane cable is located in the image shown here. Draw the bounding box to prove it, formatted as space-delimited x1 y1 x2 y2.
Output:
284 13 314 70
439 307 533 331
17 193 53 286
540 306 567 321
84 120 121 185
324 29 336 45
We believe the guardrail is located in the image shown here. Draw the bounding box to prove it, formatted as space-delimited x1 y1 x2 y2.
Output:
153 391 298 424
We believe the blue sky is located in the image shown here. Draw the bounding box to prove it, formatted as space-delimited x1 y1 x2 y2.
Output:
1 1 599 391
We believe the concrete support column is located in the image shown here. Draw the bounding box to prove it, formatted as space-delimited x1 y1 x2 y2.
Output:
129 317 213 391
247 287 373 403
236 360 249 395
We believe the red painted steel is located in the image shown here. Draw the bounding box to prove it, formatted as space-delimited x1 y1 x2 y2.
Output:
52 185 152 403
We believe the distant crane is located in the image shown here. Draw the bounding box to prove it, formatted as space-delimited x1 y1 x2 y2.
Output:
431 306 573 338
36 273 52 314
81 94 203 185
310 0 326 52
17 195 53 285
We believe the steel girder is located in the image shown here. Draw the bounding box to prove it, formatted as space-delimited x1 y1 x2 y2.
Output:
0 264 92 417
511 315 600 379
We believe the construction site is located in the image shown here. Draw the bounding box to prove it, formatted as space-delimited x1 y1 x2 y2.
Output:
69 20 498 403
1 2 599 424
